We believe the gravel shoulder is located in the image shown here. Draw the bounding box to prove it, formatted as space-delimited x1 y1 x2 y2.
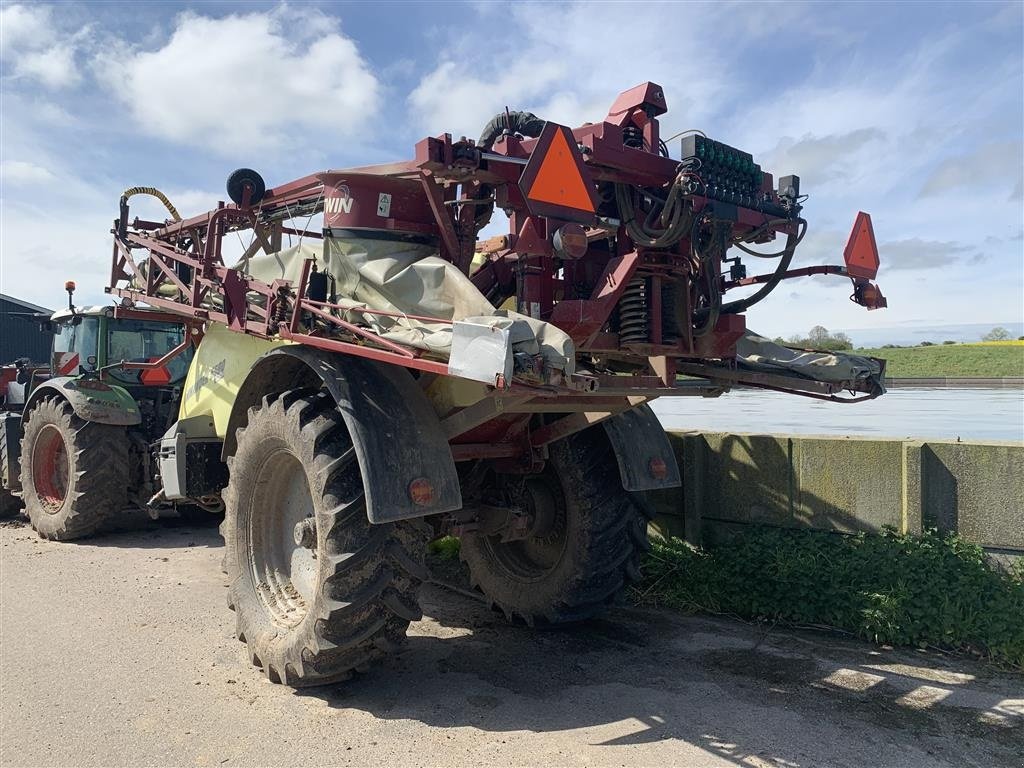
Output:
1 517 1021 768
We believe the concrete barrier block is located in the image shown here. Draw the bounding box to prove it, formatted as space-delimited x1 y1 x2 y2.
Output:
922 441 1024 551
902 441 924 535
699 433 793 525
793 437 904 532
662 429 1022 553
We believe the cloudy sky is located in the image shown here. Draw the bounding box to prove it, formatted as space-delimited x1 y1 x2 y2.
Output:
1 1 1021 339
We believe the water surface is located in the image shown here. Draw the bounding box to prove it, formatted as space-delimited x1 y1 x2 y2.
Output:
651 387 1024 442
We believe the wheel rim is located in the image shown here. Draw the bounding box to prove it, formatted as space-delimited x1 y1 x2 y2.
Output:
33 424 69 513
483 476 568 581
247 450 318 628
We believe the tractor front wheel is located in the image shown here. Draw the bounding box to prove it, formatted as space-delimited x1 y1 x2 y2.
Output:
222 388 429 686
20 397 128 540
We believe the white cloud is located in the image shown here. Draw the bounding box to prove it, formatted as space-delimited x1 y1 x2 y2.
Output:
13 46 80 88
405 2 788 140
879 238 975 270
920 140 1023 197
93 7 380 153
0 4 84 88
0 4 51 52
0 160 56 184
762 129 886 186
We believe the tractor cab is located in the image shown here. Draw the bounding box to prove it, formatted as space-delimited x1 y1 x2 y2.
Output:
48 306 194 387
44 302 196 442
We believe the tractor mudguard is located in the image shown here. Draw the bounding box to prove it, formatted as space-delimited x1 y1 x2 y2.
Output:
602 403 681 491
225 347 462 523
23 378 142 426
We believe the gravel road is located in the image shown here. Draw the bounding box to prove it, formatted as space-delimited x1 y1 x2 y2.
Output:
1 515 1021 767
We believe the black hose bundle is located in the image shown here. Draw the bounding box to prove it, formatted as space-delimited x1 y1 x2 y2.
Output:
720 218 806 315
472 111 547 233
614 172 694 249
478 111 546 152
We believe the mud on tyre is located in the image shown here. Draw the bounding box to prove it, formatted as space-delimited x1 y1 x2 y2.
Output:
460 424 653 625
20 396 128 540
222 388 429 687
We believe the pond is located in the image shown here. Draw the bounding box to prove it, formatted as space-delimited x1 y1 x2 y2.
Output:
651 387 1024 442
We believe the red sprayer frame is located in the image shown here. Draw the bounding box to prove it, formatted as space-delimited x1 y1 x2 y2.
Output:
107 83 886 457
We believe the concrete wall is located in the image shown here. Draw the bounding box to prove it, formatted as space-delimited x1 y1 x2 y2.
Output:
649 432 1024 553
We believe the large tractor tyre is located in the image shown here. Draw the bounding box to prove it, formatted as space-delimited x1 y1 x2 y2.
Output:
460 426 654 626
222 388 430 687
20 397 128 541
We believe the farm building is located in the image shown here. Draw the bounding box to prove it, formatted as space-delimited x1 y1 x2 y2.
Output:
0 293 52 364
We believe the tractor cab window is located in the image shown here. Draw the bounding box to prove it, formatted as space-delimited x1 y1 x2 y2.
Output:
106 319 193 386
51 316 99 375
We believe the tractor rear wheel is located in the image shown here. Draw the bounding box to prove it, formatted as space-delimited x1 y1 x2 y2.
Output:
460 425 653 625
222 388 429 687
20 397 128 540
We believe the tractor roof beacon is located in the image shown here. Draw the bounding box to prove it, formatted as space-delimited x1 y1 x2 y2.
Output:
14 83 887 687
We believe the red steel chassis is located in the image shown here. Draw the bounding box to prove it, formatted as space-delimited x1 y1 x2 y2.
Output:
106 82 885 460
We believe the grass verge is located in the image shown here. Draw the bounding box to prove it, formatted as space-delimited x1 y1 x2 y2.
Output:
428 529 1024 669
855 341 1024 378
637 527 1024 670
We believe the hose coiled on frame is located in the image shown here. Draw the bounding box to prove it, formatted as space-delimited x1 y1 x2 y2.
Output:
120 186 182 221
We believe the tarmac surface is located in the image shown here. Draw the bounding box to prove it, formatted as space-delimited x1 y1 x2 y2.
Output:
1 515 1021 768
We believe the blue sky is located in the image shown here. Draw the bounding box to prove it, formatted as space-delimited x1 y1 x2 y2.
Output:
1 0 1021 341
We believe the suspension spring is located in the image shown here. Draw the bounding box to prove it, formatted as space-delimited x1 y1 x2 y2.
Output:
661 281 679 345
623 125 645 150
618 277 648 344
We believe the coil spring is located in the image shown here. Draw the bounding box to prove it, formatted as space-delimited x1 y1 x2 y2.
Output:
661 281 679 344
618 278 648 344
273 287 290 325
623 125 645 150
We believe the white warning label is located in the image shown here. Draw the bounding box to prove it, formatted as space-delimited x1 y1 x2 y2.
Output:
377 193 392 218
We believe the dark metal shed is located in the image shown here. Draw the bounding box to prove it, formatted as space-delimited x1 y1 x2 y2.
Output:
0 294 53 365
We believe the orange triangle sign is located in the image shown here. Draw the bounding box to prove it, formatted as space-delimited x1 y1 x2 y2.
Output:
843 211 879 280
527 128 595 213
140 357 171 386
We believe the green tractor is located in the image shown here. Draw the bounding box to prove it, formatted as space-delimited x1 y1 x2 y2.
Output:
0 289 198 539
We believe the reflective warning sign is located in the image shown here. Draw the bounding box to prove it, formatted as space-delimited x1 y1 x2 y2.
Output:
843 212 880 280
519 123 598 223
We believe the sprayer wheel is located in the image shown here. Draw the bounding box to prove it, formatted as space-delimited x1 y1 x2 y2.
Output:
226 168 266 206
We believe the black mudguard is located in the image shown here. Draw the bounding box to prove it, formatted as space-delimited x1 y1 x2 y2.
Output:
225 347 462 523
602 403 681 491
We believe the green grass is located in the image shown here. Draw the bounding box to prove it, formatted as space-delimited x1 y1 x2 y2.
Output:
637 528 1024 670
430 528 1024 669
856 341 1024 378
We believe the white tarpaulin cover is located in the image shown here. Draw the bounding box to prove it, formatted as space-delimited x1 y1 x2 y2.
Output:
736 332 883 388
234 237 575 375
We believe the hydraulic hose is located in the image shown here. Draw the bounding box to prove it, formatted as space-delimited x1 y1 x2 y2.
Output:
719 218 806 315
120 186 182 221
614 178 693 249
473 111 547 233
478 111 546 151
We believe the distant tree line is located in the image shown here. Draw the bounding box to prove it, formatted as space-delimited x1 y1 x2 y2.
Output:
773 326 854 351
982 327 1011 341
775 326 1022 350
